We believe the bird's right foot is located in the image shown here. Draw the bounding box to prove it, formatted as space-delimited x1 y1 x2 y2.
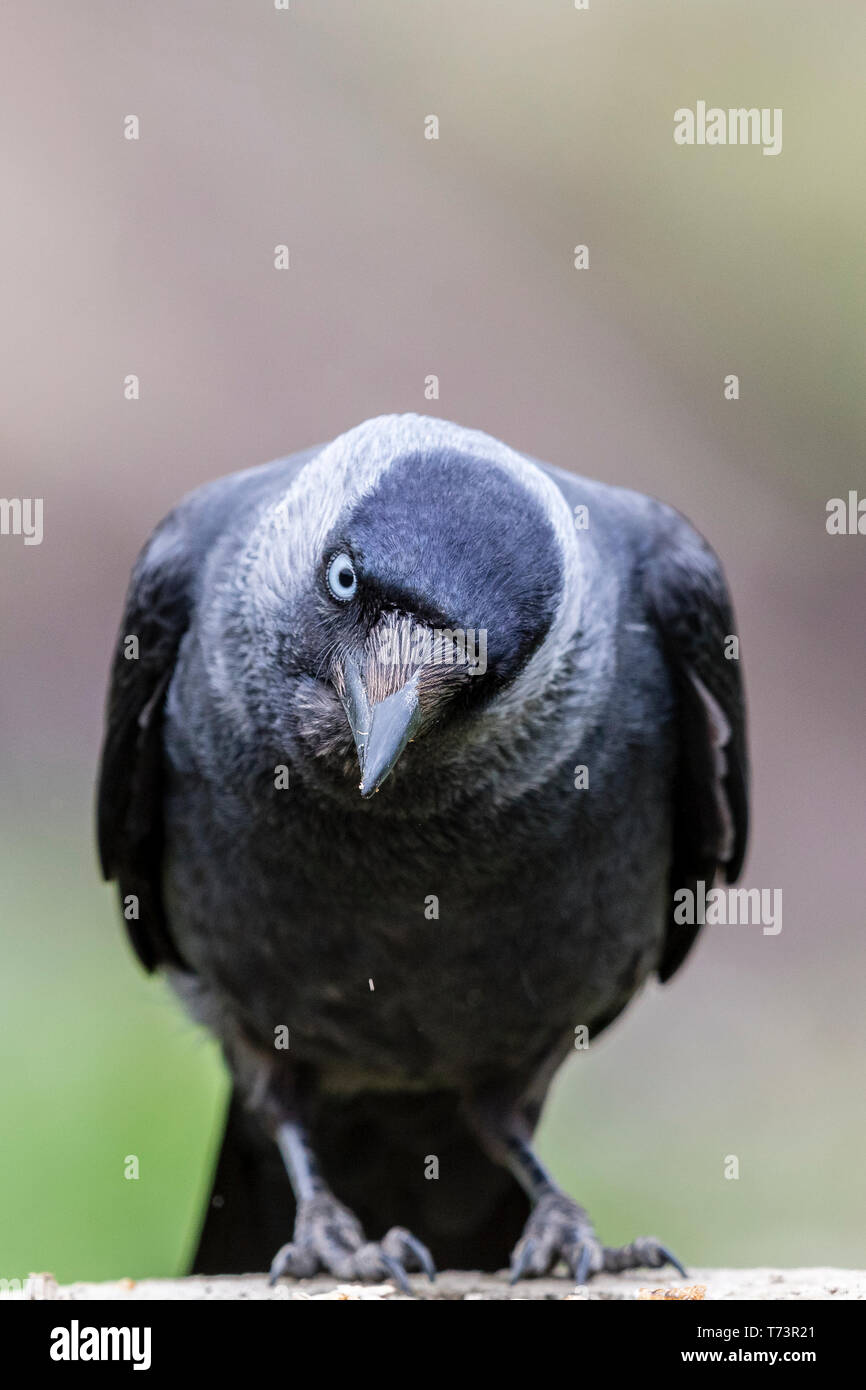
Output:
268 1192 436 1294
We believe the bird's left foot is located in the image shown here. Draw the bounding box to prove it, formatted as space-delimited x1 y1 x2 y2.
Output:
509 1191 687 1285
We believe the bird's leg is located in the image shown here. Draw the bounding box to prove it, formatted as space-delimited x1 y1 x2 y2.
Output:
259 1083 435 1291
468 1103 687 1285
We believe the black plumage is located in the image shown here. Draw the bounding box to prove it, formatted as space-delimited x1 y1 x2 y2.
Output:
97 415 748 1284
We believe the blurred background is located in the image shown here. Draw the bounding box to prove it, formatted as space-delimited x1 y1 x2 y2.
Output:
1 1 863 1283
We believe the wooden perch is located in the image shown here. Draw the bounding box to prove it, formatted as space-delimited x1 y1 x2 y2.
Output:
18 1268 866 1301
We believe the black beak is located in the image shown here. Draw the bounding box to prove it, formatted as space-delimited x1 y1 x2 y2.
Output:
339 656 423 797
359 673 423 797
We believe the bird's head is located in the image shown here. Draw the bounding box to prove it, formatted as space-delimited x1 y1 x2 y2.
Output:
229 416 583 801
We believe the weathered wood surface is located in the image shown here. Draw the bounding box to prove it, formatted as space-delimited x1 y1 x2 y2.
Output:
21 1268 866 1301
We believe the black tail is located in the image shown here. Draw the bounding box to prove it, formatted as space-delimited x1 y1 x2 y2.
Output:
192 1089 529 1274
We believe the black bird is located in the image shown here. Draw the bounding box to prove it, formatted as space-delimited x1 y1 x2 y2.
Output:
97 414 748 1287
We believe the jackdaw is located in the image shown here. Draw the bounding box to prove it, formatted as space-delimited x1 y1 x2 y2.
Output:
97 414 748 1287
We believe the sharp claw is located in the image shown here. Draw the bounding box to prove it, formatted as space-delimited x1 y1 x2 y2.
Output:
380 1253 412 1295
573 1244 593 1286
404 1233 437 1282
658 1243 688 1278
509 1240 535 1284
268 1246 289 1285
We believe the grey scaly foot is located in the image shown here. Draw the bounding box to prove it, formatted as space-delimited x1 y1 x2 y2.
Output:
509 1191 686 1285
269 1192 436 1293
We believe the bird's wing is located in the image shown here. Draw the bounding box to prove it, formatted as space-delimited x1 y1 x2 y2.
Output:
96 505 200 971
642 508 749 982
96 448 320 972
531 458 748 984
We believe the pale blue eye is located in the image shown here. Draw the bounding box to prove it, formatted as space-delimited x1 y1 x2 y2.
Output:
326 552 357 601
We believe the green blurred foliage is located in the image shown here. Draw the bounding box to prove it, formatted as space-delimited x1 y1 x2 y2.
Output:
0 834 225 1283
